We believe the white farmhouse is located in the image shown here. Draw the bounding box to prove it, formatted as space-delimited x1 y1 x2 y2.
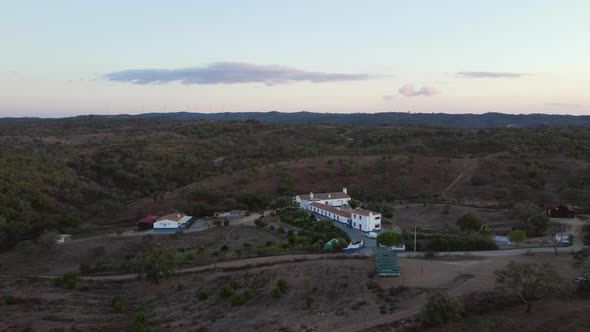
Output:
297 188 382 233
295 187 351 209
154 213 192 231
350 210 381 232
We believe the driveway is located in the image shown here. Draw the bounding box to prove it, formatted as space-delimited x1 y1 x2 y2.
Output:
331 220 377 248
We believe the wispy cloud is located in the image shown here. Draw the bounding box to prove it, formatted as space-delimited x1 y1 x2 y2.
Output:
104 62 376 85
545 102 584 108
457 71 529 79
398 84 438 97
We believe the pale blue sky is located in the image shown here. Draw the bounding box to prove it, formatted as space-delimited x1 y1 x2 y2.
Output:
1 0 589 117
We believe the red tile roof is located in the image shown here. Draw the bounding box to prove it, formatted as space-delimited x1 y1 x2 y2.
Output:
543 202 573 210
137 215 159 224
351 209 379 217
297 192 350 201
309 202 351 218
157 213 186 222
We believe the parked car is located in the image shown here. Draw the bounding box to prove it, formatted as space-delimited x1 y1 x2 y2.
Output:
365 232 378 239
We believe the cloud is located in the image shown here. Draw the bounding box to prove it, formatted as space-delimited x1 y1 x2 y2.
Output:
104 62 375 85
398 84 438 97
383 94 394 101
457 71 529 79
545 102 584 108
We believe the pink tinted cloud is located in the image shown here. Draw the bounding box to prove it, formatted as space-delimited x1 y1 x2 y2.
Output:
398 84 438 97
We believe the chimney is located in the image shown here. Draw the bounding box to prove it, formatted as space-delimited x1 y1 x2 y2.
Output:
328 194 331 199
343 187 347 194
310 192 314 199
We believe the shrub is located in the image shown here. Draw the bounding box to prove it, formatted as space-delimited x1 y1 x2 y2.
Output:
221 244 229 251
277 227 285 234
95 281 105 289
269 225 276 231
271 287 282 298
223 219 230 226
132 311 153 332
230 280 240 290
176 283 185 291
230 293 245 306
4 295 18 305
421 292 464 327
55 272 78 289
277 278 288 293
254 218 266 228
112 295 124 312
213 219 222 227
243 288 253 300
376 231 403 246
197 290 209 301
219 285 234 298
36 231 59 249
456 213 481 231
508 230 527 243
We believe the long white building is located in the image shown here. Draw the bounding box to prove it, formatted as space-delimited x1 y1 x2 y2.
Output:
154 213 192 230
295 187 351 209
297 188 381 233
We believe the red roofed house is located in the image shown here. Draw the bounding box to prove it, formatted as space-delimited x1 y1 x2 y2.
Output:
136 215 160 231
543 203 575 218
154 213 192 230
300 189 381 232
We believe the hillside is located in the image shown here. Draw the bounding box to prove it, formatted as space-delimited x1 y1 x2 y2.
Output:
1 117 590 249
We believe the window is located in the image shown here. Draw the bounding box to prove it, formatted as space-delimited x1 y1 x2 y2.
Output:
374 224 381 228
374 216 381 220
353 223 356 227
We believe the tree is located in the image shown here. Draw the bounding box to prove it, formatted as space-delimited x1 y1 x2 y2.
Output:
495 261 563 312
527 215 550 237
456 213 481 231
132 246 177 284
349 199 360 209
376 231 403 246
36 231 59 249
421 292 464 328
508 230 527 243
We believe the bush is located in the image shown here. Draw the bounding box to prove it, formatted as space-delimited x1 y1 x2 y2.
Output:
197 290 209 301
112 295 124 312
456 213 481 231
230 293 245 306
508 229 527 243
230 280 240 290
254 218 266 228
376 231 403 246
132 311 153 332
421 292 464 327
221 244 229 251
55 272 78 289
271 287 282 298
277 278 288 293
36 231 59 249
223 219 230 226
243 288 253 300
269 225 276 231
4 294 18 305
219 285 234 298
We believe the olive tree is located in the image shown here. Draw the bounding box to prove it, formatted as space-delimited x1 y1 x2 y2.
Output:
376 231 403 246
495 261 563 312
132 246 177 284
456 213 481 232
421 292 464 328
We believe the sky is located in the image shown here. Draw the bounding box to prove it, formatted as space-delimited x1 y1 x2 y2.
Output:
1 0 589 117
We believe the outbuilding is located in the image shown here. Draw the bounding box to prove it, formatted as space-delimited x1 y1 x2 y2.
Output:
136 215 160 231
543 203 575 218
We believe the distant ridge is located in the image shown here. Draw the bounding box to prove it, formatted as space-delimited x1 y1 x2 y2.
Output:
127 111 590 128
4 111 590 128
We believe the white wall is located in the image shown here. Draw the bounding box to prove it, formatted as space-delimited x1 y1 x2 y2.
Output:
154 220 179 229
351 212 382 232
